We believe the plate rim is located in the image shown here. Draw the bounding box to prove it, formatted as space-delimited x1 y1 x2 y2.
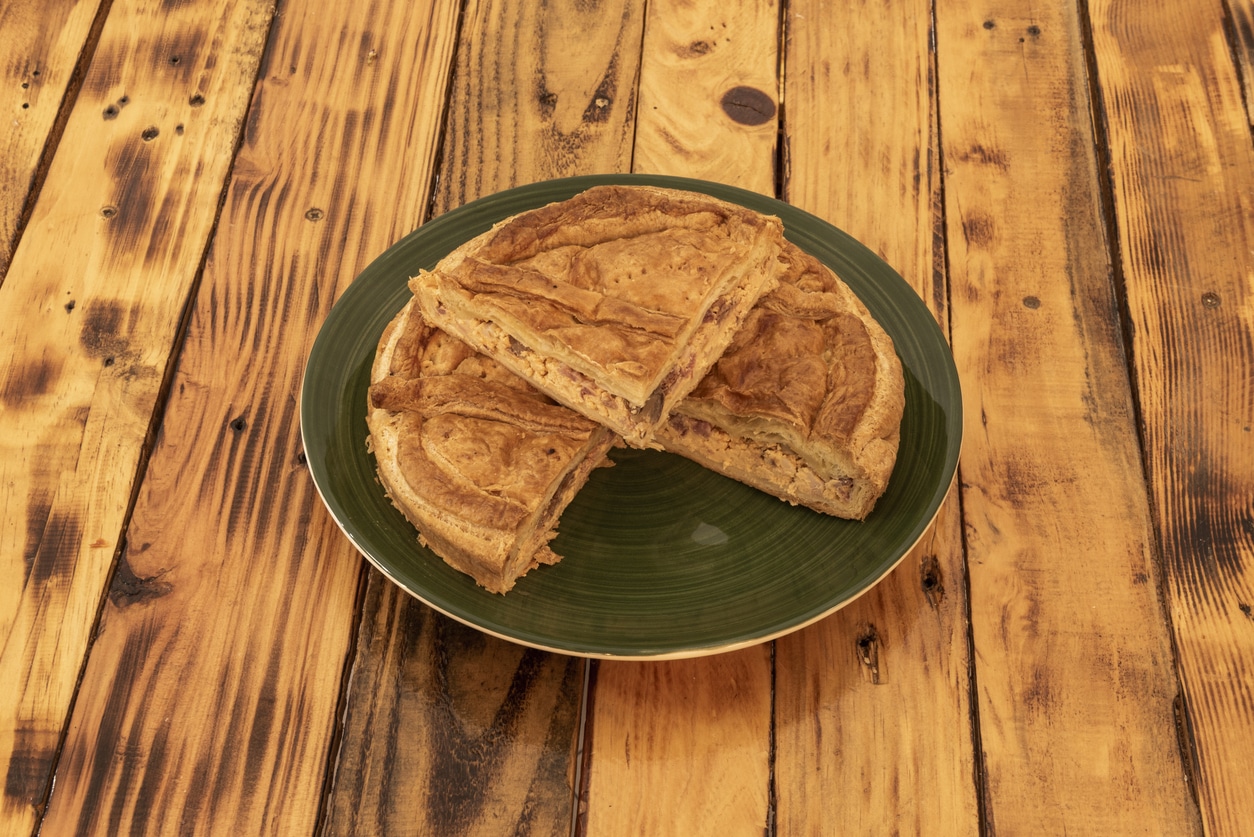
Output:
300 173 963 659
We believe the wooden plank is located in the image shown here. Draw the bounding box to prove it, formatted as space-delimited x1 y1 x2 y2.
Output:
583 653 772 835
325 1 646 834
33 0 461 834
632 0 779 193
433 0 645 214
1086 0 1254 833
935 0 1201 832
0 0 105 281
1228 0 1254 126
773 0 979 832
0 0 276 833
325 579 585 836
580 2 777 835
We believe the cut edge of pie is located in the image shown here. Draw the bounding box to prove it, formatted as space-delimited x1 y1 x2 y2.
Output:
366 298 618 594
656 242 905 520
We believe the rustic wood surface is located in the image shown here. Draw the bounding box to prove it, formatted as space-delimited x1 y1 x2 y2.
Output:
774 1 980 833
2 0 1251 834
935 1 1199 832
1087 1 1254 833
0 0 276 833
0 0 105 280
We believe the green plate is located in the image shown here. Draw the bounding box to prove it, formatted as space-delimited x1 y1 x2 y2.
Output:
301 174 961 659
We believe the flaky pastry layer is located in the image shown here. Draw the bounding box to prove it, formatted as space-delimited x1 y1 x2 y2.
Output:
411 184 786 447
657 243 905 519
366 299 616 593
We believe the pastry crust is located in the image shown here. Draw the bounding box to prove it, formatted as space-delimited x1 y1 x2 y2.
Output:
366 298 617 593
657 242 905 519
411 184 786 448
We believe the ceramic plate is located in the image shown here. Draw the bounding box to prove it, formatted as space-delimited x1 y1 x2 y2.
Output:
301 174 961 659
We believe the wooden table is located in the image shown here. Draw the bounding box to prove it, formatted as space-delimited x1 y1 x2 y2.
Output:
3 0 1252 834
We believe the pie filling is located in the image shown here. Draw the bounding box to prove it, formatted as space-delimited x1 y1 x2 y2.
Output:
659 413 867 515
423 280 767 447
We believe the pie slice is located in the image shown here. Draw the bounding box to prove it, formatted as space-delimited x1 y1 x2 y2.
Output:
656 242 905 519
410 184 787 448
366 298 617 594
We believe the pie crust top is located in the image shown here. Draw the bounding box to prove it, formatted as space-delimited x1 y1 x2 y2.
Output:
413 184 786 407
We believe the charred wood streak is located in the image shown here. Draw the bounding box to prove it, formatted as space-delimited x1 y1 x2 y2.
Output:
426 615 545 832
108 543 173 608
0 0 116 285
71 626 159 834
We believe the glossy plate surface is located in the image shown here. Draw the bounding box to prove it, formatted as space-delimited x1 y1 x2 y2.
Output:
301 174 962 659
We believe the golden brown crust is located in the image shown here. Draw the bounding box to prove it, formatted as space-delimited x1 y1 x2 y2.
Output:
411 185 786 447
658 243 905 519
366 298 616 593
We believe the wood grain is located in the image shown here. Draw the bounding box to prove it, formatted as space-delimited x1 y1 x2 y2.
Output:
0 0 105 282
1086 0 1254 833
776 505 974 835
432 0 646 214
325 580 584 836
580 3 777 834
583 653 772 836
936 0 1200 832
773 0 979 832
325 1 645 833
632 0 779 193
0 0 275 833
1228 0 1254 127
33 0 460 833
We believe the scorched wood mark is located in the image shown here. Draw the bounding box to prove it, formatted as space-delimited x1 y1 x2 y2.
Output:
953 142 1010 170
79 300 134 363
102 134 162 253
960 210 996 247
108 543 172 608
23 510 81 591
425 617 551 833
0 356 62 404
3 723 55 814
719 85 775 125
20 497 54 579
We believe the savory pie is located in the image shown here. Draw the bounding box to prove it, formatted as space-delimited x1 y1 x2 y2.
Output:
410 184 787 448
656 242 905 519
366 298 617 593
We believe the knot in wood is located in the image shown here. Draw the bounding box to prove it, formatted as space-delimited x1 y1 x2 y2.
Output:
720 86 776 126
